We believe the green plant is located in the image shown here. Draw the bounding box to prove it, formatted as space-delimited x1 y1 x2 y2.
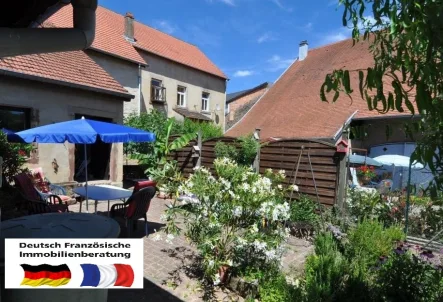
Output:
304 232 348 301
376 252 443 301
0 132 30 184
346 188 382 221
160 158 296 284
214 141 238 161
214 134 260 167
132 118 196 176
259 271 301 302
182 119 223 140
346 219 405 277
289 195 318 224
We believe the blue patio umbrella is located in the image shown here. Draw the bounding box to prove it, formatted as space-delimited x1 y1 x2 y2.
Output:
12 117 156 212
348 154 383 167
1 128 26 143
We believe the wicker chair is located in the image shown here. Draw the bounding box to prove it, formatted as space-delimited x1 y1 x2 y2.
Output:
110 186 156 238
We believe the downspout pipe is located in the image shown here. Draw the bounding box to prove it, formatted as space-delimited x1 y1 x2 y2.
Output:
0 0 98 58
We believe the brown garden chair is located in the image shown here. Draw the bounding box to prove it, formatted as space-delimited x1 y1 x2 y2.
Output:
110 186 156 238
13 173 69 214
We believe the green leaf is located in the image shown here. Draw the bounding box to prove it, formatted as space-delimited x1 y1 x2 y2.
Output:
332 91 340 103
387 92 394 111
404 98 415 115
358 70 365 98
320 82 328 102
365 90 373 110
343 70 351 93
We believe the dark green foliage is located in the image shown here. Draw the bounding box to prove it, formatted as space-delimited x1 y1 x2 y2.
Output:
214 134 260 166
182 118 223 140
0 132 29 184
124 109 222 155
376 253 443 302
289 195 318 224
304 233 348 301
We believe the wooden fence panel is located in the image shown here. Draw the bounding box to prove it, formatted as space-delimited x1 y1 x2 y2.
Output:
163 137 341 206
260 139 340 206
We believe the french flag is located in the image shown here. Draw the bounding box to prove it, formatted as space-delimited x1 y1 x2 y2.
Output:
80 264 134 287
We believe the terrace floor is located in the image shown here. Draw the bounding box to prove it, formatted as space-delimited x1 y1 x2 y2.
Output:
66 197 314 301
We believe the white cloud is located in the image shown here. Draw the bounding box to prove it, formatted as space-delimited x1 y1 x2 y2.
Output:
257 32 277 43
299 22 313 33
270 0 293 12
154 20 177 34
233 70 254 77
319 14 390 46
321 31 348 44
206 0 235 6
267 55 294 72
221 0 235 5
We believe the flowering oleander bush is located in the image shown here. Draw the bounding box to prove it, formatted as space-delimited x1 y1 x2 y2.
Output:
158 158 297 284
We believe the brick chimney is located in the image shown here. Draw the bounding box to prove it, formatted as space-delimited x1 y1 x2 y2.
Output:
299 40 308 61
124 12 135 41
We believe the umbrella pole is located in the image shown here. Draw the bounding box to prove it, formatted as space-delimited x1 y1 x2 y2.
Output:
404 160 413 235
84 144 89 213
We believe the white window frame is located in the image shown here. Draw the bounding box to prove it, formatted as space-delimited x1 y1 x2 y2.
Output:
201 92 210 112
177 86 187 107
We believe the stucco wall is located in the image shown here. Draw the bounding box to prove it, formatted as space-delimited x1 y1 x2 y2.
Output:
0 76 126 185
86 50 139 117
138 52 226 127
228 87 268 121
350 117 420 151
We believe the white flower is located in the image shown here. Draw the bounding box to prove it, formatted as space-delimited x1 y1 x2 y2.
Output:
213 274 221 285
232 206 242 217
278 170 286 176
165 234 175 244
291 184 299 192
251 224 259 233
226 259 233 266
208 260 215 268
152 233 162 241
278 184 283 190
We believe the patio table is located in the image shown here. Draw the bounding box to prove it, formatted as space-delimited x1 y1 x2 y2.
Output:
0 212 120 302
73 185 132 215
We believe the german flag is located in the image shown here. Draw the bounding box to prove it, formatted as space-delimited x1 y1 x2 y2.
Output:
20 264 71 287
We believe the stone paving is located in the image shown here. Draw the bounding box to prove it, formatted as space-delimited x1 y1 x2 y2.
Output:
67 196 313 302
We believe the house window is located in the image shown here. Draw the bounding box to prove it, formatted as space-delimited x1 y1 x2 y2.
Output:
0 106 30 131
201 92 210 112
177 86 187 107
151 79 165 102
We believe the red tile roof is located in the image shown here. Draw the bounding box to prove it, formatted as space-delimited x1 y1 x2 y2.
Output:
47 6 227 79
226 38 414 140
0 50 131 97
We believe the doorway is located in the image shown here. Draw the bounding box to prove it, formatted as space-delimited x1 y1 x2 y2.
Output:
74 114 112 182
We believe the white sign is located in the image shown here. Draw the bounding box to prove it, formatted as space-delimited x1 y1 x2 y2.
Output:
4 238 144 289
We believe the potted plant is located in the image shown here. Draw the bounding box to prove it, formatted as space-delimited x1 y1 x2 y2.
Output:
356 165 376 185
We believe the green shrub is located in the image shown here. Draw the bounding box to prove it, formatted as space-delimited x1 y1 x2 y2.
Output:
214 141 238 161
0 132 30 184
347 219 405 263
214 134 260 166
304 232 348 301
182 118 223 140
258 266 302 302
289 195 318 224
376 252 443 301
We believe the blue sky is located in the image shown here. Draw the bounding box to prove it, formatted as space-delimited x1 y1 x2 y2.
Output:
101 0 350 93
